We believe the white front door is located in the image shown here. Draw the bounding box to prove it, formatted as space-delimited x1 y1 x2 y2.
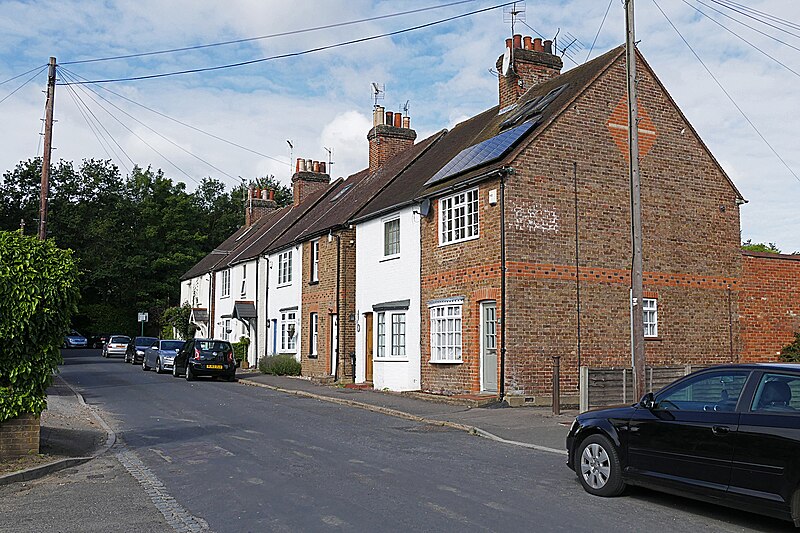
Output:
331 314 338 375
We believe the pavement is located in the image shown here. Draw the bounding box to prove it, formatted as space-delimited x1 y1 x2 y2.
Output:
2 367 573 484
236 372 576 455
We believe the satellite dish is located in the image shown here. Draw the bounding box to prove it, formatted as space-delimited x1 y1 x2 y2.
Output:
419 198 432 218
501 47 511 76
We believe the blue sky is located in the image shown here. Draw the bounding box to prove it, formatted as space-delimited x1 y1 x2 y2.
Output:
1 0 799 252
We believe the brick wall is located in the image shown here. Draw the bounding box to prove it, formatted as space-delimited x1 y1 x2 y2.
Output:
300 228 357 382
740 251 800 362
496 47 562 110
420 53 743 400
367 125 416 173
0 413 39 459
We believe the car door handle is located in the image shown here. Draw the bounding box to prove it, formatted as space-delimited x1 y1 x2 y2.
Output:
712 425 730 436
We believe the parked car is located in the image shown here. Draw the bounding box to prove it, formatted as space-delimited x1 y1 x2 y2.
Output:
142 339 184 373
125 336 159 364
566 363 800 526
63 330 87 349
88 333 111 349
172 338 238 381
102 335 130 358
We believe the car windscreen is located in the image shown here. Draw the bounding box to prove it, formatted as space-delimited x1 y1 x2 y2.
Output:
161 341 184 351
110 336 130 343
135 337 159 347
197 341 231 352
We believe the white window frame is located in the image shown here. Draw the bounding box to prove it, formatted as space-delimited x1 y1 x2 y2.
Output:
391 313 406 356
277 251 293 286
240 264 247 295
383 217 400 258
280 311 297 352
643 298 658 338
222 319 231 341
311 240 319 283
439 188 479 245
310 312 319 356
429 302 463 363
221 269 231 298
376 312 386 357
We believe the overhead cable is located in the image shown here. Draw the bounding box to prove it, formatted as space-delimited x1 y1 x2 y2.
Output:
0 66 46 106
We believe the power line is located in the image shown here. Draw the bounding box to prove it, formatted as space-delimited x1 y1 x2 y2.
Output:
59 68 199 184
708 0 800 38
585 0 614 63
0 66 46 106
61 67 239 183
651 0 800 185
61 0 478 65
0 64 47 87
61 2 516 85
58 66 289 166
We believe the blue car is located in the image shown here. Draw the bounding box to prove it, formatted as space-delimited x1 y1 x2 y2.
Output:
63 330 87 349
142 339 185 373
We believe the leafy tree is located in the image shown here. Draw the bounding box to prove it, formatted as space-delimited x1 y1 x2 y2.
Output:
162 304 197 340
742 240 781 254
0 231 79 422
780 332 800 363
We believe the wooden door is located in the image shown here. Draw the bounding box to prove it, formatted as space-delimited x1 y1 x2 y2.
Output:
365 313 374 382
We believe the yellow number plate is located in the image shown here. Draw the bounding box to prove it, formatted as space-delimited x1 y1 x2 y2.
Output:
206 364 223 370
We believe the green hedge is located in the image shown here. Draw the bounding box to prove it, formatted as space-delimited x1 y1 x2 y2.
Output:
258 354 301 376
0 231 79 422
232 336 250 362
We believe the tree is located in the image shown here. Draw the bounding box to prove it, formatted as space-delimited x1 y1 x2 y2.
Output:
162 304 197 340
742 240 781 254
779 332 800 363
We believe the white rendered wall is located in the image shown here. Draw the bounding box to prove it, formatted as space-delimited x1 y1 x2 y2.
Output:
181 274 211 338
355 206 421 391
266 245 303 361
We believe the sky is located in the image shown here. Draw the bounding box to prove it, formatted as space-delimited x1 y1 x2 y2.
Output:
1 0 799 251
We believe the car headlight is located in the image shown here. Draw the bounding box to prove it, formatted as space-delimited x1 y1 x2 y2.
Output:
136 349 144 355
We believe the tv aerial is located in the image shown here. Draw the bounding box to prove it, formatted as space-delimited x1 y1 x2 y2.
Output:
503 2 526 31
371 82 385 107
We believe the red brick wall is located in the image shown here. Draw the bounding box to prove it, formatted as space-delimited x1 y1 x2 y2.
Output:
0 413 39 459
740 252 800 362
367 125 416 173
420 53 743 400
300 229 357 381
292 172 330 207
495 48 562 109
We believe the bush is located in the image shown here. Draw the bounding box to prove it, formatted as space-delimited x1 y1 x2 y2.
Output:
779 332 800 363
258 354 301 376
232 336 250 363
0 231 80 423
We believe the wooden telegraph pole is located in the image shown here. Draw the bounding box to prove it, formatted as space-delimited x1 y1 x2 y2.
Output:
38 57 56 241
625 1 646 399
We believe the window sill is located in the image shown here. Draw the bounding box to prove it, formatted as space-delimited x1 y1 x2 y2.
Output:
220 294 231 299
276 283 292 289
375 357 409 363
429 359 463 364
439 234 479 247
380 255 400 263
308 280 319 286
645 336 663 342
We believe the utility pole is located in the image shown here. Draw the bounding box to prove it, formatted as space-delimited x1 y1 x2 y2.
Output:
625 1 646 399
38 57 57 241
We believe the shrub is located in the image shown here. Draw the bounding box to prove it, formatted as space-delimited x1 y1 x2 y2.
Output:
779 332 800 363
232 336 250 363
258 354 301 376
161 303 197 340
0 231 80 423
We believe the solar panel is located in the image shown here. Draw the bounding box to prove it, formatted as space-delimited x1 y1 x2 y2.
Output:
424 119 537 187
499 84 568 131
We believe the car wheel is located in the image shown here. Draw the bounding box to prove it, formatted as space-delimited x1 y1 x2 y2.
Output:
576 434 625 497
142 358 150 371
185 364 194 381
172 365 179 378
156 358 163 374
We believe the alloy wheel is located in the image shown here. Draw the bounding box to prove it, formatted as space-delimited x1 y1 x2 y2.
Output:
580 443 611 490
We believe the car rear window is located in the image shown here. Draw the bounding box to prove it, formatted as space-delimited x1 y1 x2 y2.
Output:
135 337 159 347
197 341 231 352
161 341 184 351
110 336 130 343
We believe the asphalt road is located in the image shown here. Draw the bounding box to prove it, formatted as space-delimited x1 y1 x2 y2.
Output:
26 349 794 532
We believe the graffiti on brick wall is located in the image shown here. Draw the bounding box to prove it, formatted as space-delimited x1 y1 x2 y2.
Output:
512 203 560 233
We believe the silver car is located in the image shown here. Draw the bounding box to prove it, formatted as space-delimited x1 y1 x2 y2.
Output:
142 339 185 373
102 335 130 358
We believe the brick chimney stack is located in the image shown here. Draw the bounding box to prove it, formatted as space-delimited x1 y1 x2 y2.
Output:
496 34 563 110
246 187 278 227
292 158 330 206
367 106 417 173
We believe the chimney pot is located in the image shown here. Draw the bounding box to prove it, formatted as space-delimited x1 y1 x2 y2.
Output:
269 189 274 201
523 36 533 50
306 159 313 171
319 162 326 173
296 158 303 172
513 34 522 49
533 38 544 52
313 161 320 173
543 39 553 54
394 112 402 128
402 116 410 129
385 111 393 126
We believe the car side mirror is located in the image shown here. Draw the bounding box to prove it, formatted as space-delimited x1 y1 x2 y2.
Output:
640 392 655 409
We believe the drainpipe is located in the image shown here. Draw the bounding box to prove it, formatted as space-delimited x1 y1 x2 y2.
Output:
499 168 510 402
334 233 342 381
573 162 582 377
209 271 215 338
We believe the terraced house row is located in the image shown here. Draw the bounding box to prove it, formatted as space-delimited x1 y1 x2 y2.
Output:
180 35 800 405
